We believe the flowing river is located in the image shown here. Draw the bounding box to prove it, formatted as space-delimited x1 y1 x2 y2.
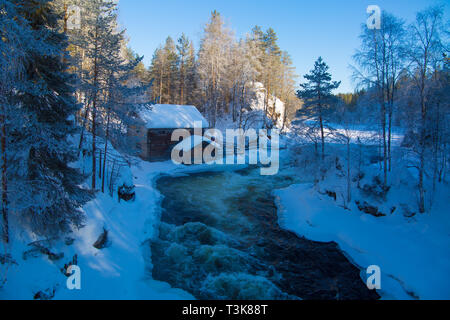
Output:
150 164 379 300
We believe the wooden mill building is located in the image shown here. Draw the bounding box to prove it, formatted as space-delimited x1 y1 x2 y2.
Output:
131 104 209 162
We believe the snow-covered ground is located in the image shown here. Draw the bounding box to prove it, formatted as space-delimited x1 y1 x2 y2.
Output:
1 130 448 300
0 159 195 299
0 125 257 300
275 175 450 300
331 124 405 147
292 121 405 147
0 130 240 300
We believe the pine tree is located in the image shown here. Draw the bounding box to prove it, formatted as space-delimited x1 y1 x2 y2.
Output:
0 0 36 242
248 26 265 81
149 46 165 104
184 40 197 105
248 27 283 127
125 48 148 85
7 0 92 236
148 15 297 129
164 37 179 104
149 37 178 104
177 33 194 105
297 57 341 161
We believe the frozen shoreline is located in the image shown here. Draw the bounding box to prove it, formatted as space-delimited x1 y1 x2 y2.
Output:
2 144 448 300
0 155 250 300
275 183 450 300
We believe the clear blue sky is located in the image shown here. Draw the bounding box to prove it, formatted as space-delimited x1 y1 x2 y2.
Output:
118 0 448 93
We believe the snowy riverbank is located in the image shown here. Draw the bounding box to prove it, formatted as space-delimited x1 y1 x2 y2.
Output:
275 183 450 300
0 160 194 299
2 139 448 300
0 138 251 300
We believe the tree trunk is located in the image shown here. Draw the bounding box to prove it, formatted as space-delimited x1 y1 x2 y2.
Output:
92 98 97 190
388 102 392 172
232 85 237 122
0 113 8 244
159 68 164 104
167 72 171 104
99 150 102 180
239 86 246 129
347 138 351 204
319 114 325 161
180 63 185 105
418 144 425 213
102 111 110 193
264 82 271 128
91 25 100 191
418 82 427 214
78 103 90 156
382 102 388 187
281 96 288 133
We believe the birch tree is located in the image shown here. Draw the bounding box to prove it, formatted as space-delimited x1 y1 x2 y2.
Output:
352 11 406 187
406 6 445 213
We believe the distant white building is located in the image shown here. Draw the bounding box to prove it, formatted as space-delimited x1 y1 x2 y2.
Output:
130 104 208 161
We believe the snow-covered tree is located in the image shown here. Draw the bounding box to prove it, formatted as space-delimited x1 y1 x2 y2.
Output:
404 6 446 213
247 26 287 127
176 34 196 105
197 10 234 126
352 11 407 186
228 39 259 123
297 57 341 161
0 0 34 242
2 0 92 237
278 52 298 131
149 37 179 104
74 0 146 192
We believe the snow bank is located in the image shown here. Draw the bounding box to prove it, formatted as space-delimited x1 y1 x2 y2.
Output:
0 151 196 300
275 183 450 300
0 130 254 300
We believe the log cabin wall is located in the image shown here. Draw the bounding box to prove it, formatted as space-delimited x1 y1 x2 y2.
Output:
144 128 202 162
128 124 148 161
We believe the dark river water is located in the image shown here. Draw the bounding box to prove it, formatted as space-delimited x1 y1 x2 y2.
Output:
150 165 379 300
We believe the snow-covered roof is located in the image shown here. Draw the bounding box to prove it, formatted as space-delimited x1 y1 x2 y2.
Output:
138 104 208 129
